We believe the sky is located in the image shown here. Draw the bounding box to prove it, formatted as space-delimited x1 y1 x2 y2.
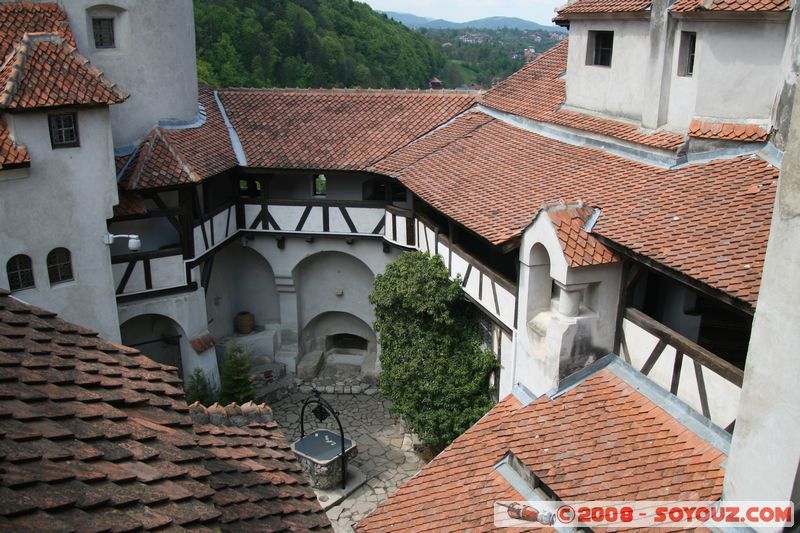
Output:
360 0 565 25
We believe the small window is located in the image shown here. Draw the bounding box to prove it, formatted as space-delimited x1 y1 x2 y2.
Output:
48 113 79 148
92 17 115 48
47 248 73 285
313 174 327 196
678 31 697 77
239 178 263 198
6 255 34 291
586 31 614 67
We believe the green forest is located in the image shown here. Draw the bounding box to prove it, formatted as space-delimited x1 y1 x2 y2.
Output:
193 0 444 88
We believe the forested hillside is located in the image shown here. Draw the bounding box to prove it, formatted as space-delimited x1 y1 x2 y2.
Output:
194 0 444 89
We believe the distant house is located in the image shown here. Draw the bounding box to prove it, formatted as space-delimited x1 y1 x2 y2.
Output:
429 77 443 90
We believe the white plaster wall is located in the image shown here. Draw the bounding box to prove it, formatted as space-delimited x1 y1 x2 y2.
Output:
0 108 121 340
118 288 218 386
565 19 651 121
691 19 787 123
513 214 622 396
34 0 199 147
723 82 800 514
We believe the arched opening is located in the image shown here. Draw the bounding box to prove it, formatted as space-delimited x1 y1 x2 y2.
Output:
46 247 73 285
293 251 376 341
120 314 185 377
528 243 554 318
205 244 280 340
329 333 368 351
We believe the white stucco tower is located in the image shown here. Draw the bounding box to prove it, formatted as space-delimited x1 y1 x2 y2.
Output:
37 0 199 147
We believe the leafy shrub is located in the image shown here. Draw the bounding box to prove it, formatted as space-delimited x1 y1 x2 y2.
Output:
370 251 498 448
185 368 217 406
219 342 255 405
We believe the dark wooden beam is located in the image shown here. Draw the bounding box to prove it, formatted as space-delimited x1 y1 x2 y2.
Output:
624 307 744 387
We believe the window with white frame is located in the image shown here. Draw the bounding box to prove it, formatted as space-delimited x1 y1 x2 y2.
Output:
678 31 697 77
47 248 74 285
586 30 614 67
6 255 34 291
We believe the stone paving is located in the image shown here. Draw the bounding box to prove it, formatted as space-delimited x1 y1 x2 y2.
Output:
271 390 427 532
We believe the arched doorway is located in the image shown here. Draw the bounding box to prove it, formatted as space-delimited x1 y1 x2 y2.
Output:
205 243 281 340
120 314 186 377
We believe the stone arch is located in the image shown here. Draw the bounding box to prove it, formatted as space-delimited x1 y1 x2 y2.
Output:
120 313 187 378
301 311 377 355
292 251 376 334
205 243 280 339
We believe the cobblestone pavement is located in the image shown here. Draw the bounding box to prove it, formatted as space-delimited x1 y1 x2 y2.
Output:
271 391 427 532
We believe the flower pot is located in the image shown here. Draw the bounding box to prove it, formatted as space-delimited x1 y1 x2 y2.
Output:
234 311 254 334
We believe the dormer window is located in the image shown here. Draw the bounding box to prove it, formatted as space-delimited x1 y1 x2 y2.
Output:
587 31 614 67
48 113 79 149
678 32 697 77
92 17 115 48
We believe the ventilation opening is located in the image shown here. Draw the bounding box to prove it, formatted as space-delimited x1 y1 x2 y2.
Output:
329 334 368 351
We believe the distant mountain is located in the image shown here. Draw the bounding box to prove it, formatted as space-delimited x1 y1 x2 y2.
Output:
380 12 566 32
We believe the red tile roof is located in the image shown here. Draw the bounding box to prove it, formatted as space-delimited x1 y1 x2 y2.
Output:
557 0 652 14
0 118 29 169
481 41 686 151
0 289 331 532
0 33 127 110
688 119 770 142
219 88 477 171
358 365 726 532
0 2 73 59
113 190 147 217
118 86 238 191
374 109 777 306
546 205 622 267
671 0 790 11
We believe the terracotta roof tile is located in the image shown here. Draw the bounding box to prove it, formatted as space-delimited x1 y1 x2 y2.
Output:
482 41 685 151
557 0 652 14
0 33 127 110
688 119 770 142
0 289 332 532
119 86 238 191
0 2 73 60
113 190 147 217
375 110 776 306
545 205 622 267
219 88 477 171
0 117 29 169
671 0 790 11
358 366 726 532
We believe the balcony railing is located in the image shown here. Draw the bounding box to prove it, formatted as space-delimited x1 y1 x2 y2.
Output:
620 307 744 430
112 249 189 299
416 217 517 330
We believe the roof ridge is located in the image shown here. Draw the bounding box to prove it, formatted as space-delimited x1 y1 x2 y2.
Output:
372 108 494 172
220 86 480 96
155 127 202 183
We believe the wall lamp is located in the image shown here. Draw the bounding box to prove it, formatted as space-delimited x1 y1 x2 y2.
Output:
103 233 142 252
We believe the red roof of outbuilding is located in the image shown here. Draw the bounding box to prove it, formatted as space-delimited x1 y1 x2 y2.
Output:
0 33 127 110
671 0 790 11
546 205 622 267
358 362 727 532
0 289 332 532
557 0 652 15
0 2 73 59
219 88 476 171
689 119 770 142
374 109 777 307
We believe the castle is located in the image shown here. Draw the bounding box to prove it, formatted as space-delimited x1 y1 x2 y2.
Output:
1 0 799 529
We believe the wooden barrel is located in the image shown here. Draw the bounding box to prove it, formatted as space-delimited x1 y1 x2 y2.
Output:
234 311 254 334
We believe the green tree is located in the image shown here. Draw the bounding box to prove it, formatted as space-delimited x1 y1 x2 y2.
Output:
185 368 216 406
369 252 498 448
219 342 255 405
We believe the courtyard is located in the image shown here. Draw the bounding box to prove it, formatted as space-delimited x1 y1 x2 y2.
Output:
271 390 428 532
